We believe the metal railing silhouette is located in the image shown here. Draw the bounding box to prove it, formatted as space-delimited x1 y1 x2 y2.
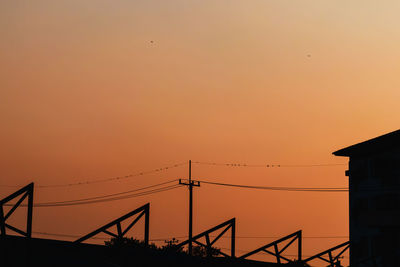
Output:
0 183 34 238
74 203 150 245
0 182 352 267
302 241 349 267
240 230 302 263
176 218 236 258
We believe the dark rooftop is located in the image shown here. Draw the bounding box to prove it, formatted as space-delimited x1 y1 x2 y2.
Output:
333 129 400 157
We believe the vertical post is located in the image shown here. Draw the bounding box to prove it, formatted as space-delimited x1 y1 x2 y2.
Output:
348 161 353 267
144 204 149 246
26 183 33 266
328 251 334 267
26 183 33 238
298 230 302 261
0 205 7 266
231 218 236 258
205 234 211 257
0 206 5 237
178 161 199 256
188 160 193 255
274 244 281 263
116 222 122 238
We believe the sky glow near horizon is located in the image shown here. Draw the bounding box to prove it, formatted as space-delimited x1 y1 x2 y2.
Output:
1 1 400 265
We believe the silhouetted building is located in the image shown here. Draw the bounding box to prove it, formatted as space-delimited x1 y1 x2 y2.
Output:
333 129 400 267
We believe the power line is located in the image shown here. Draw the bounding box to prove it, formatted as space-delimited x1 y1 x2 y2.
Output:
219 247 349 259
33 231 185 241
4 178 348 208
0 160 346 189
197 180 348 192
33 231 186 242
152 235 349 241
33 231 349 260
37 179 179 205
33 231 109 240
34 185 184 207
218 236 349 239
198 180 393 192
33 231 188 242
192 161 346 168
32 231 350 260
32 231 348 241
0 162 187 188
5 181 184 207
4 177 349 209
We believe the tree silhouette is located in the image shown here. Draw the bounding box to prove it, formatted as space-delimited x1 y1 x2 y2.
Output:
191 244 221 257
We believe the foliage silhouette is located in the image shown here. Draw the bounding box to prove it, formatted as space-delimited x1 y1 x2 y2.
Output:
105 237 221 258
191 244 221 257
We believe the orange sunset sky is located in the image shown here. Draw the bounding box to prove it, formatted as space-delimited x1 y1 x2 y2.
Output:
1 1 400 265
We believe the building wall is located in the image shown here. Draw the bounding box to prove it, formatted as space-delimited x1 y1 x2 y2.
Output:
349 150 400 266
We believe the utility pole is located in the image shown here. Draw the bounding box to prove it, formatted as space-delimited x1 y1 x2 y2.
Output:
179 160 200 256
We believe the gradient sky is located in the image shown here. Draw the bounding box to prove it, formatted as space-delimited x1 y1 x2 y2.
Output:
1 1 400 265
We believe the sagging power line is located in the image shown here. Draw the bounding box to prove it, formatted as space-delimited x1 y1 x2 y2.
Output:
1 181 351 267
195 180 348 192
34 185 183 207
2 158 350 212
5 178 349 208
0 160 346 189
0 162 187 188
33 231 348 240
192 161 346 168
37 179 179 205
4 180 184 207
